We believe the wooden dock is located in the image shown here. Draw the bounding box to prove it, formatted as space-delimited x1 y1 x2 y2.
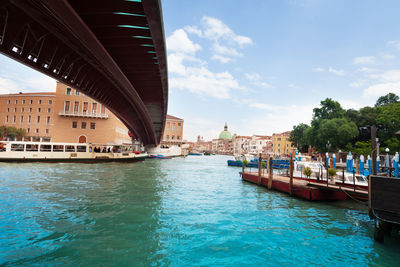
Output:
241 172 347 201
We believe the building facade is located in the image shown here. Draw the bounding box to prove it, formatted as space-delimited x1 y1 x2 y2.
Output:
161 115 184 146
0 82 131 144
272 131 293 155
212 123 234 155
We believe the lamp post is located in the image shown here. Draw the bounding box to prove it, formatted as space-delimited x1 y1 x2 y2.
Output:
326 140 331 153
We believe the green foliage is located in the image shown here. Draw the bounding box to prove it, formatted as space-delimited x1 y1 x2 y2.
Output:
375 93 399 107
261 161 266 168
312 98 345 122
328 168 337 177
303 167 312 178
289 123 310 152
353 141 371 156
0 126 26 140
289 94 400 154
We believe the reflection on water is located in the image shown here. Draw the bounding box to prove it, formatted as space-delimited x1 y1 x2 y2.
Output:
0 156 399 265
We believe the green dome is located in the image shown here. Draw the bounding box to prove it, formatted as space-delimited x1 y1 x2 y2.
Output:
219 123 232 140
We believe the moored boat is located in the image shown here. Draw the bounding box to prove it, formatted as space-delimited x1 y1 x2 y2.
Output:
0 141 147 163
149 154 172 159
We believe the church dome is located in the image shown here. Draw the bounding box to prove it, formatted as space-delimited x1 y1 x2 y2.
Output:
219 123 232 140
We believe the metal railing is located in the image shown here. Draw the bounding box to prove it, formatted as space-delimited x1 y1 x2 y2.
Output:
58 111 108 119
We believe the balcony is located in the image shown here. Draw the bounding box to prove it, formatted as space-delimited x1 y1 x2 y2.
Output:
58 110 108 119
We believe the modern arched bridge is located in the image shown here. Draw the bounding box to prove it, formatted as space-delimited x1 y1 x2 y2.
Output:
0 0 168 145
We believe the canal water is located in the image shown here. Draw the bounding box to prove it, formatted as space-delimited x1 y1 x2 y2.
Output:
1 155 400 266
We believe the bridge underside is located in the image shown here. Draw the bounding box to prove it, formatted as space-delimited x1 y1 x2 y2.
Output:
0 0 168 145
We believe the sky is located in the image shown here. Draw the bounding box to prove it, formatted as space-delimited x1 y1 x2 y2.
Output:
1 0 400 141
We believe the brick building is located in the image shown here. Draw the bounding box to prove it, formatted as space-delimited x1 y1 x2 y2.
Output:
0 82 131 144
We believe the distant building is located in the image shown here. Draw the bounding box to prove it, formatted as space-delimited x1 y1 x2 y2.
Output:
0 82 131 144
161 115 184 146
232 135 272 156
191 136 212 152
212 123 233 155
272 131 293 155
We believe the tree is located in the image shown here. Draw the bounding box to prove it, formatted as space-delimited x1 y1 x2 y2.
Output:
289 123 310 152
312 98 345 122
375 93 399 107
0 126 26 140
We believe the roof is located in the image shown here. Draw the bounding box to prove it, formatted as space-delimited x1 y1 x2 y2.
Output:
0 92 56 97
167 115 183 121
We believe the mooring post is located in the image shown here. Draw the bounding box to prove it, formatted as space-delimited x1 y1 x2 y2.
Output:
371 125 377 175
289 155 294 196
353 169 356 192
258 153 262 185
268 156 273 190
241 155 245 177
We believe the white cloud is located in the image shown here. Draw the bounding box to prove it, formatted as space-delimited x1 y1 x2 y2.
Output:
338 99 364 110
170 66 240 99
388 40 400 50
0 77 19 94
349 81 363 88
357 67 376 73
212 43 241 57
288 83 297 88
166 29 201 54
376 69 400 82
211 55 232 63
312 67 325 72
353 56 375 64
381 53 396 60
201 16 253 46
363 82 400 98
244 73 273 88
328 67 345 76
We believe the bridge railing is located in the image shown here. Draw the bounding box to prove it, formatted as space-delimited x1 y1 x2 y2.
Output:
58 111 108 119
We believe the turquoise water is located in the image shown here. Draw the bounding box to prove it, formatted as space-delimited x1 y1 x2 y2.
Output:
1 155 400 266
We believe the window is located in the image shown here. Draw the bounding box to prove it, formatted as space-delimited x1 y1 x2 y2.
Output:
29 107 32 112
49 100 52 105
48 108 51 113
81 122 86 129
92 103 97 114
74 101 79 112
278 144 280 147
277 138 281 141
166 135 169 140
38 108 41 112
47 116 50 125
7 108 9 112
46 129 49 134
75 90 80 96
36 128 39 133
77 146 86 152
30 100 33 104
20 116 23 123
172 124 176 131
7 100 10 104
65 145 75 152
14 108 16 112
27 128 30 133
101 105 106 114
83 102 88 113
66 87 71 95
40 145 51 152
90 122 96 129
177 136 180 140
13 115 16 124
53 145 64 152
26 144 38 151
28 115 31 124
37 116 40 124
15 100 17 104
38 100 42 104
5 115 8 123
21 107 24 112
65 101 70 112
11 144 24 151
22 100 25 104
172 135 175 140
72 121 77 128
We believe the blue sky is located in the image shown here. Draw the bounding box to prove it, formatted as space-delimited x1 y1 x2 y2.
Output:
2 0 400 141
